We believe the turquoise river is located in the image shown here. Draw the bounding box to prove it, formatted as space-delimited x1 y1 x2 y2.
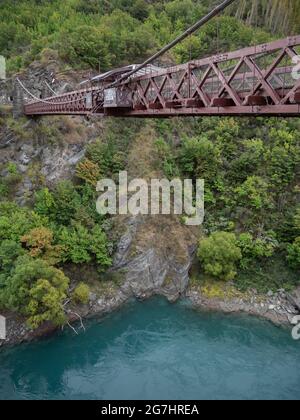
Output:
0 298 300 400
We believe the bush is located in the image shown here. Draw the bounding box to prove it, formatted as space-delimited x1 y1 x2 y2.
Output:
287 237 300 270
198 232 242 281
76 159 101 186
21 227 63 265
238 233 277 269
178 136 221 180
235 176 273 210
0 203 48 242
2 256 69 328
72 283 90 304
59 223 112 269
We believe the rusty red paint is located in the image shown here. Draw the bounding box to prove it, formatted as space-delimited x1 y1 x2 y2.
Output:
24 36 300 118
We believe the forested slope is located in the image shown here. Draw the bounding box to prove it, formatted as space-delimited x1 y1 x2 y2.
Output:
0 0 299 331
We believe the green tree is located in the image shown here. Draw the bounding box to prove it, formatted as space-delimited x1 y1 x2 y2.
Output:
59 223 111 269
2 256 69 327
238 232 277 269
235 176 272 210
287 238 300 270
198 232 242 281
27 278 67 329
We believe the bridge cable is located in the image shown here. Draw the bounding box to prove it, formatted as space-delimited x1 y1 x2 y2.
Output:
17 78 89 106
45 81 59 96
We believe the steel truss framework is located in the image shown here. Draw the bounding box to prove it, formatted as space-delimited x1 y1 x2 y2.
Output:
24 36 300 118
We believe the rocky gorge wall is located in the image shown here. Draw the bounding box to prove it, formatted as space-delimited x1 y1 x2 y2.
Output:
0 64 201 346
1 63 299 348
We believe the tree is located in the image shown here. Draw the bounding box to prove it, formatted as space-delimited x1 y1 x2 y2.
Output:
198 232 242 281
0 240 24 273
35 181 82 225
2 256 69 327
238 232 277 269
21 227 63 265
178 135 221 181
76 159 101 186
59 25 111 70
59 223 111 269
27 279 67 329
235 176 272 210
59 223 92 264
287 238 300 270
34 188 55 217
0 203 48 242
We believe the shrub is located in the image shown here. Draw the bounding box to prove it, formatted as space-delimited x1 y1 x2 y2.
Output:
238 233 277 269
72 283 90 304
21 227 63 265
0 205 48 242
27 279 67 329
235 176 272 210
76 159 101 186
0 240 24 273
287 237 300 270
59 223 112 269
178 135 221 180
2 256 69 328
198 232 242 281
34 188 55 217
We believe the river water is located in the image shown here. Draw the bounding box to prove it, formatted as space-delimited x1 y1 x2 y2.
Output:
0 297 299 400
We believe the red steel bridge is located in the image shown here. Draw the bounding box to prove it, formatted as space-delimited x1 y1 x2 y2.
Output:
23 36 300 118
20 0 300 119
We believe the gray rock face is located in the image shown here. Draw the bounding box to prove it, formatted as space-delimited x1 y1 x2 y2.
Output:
111 215 198 302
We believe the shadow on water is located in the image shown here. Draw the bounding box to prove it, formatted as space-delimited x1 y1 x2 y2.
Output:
0 297 300 400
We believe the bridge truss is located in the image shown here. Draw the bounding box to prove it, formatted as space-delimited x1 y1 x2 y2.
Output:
23 36 300 118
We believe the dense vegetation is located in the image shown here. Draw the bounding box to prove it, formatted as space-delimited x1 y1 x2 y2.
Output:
155 116 300 291
0 0 274 74
0 0 299 328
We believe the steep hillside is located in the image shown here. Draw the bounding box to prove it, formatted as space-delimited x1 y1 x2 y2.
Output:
0 0 299 343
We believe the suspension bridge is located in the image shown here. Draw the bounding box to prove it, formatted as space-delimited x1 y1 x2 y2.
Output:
19 0 300 118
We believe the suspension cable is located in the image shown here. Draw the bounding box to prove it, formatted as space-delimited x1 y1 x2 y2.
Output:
45 81 58 96
17 78 88 106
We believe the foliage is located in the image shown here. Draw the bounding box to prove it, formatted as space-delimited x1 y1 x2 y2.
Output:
198 232 242 281
287 238 300 270
0 202 48 242
0 240 24 274
154 138 179 178
27 278 67 329
59 223 112 269
1 255 69 328
1 0 272 74
76 159 101 186
238 233 278 269
21 227 63 265
72 282 90 304
178 135 221 182
85 140 127 178
235 176 272 210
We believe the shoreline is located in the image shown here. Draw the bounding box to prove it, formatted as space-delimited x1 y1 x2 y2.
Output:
1 283 299 348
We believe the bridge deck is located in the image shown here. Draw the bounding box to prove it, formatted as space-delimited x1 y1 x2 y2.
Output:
23 36 300 118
